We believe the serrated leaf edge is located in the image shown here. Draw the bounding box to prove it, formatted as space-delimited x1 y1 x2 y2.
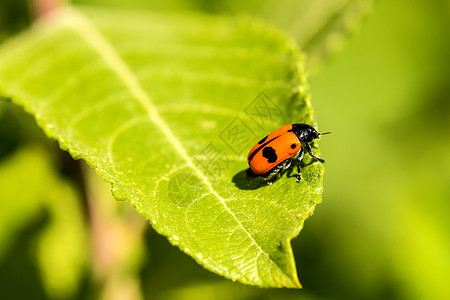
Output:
46 7 301 288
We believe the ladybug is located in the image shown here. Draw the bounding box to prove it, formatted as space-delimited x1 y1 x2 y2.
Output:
246 123 330 184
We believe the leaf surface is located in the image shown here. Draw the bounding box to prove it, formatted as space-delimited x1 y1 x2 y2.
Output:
209 0 374 71
74 0 374 71
0 6 324 287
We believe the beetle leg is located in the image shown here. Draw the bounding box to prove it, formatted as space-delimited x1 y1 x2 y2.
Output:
305 143 325 163
296 160 301 182
265 168 279 185
265 158 291 185
296 148 304 182
282 159 292 172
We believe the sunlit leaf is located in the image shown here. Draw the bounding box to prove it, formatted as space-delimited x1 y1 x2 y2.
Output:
0 6 325 287
74 0 374 71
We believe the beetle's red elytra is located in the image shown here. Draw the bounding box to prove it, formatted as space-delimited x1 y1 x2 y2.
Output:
246 123 330 185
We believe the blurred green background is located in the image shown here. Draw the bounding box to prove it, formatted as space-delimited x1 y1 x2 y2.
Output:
0 0 449 299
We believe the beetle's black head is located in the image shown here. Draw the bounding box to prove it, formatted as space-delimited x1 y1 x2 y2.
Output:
291 124 318 143
291 123 330 143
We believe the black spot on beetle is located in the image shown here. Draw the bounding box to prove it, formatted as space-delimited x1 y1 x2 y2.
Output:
258 135 268 144
291 143 297 149
262 147 277 163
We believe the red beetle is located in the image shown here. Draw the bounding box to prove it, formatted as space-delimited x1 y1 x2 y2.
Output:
246 123 330 184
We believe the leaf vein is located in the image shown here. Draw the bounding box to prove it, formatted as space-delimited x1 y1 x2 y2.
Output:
64 7 292 282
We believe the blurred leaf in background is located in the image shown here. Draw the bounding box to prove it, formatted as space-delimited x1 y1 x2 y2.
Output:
0 0 31 43
73 0 375 72
0 141 87 299
302 0 450 299
0 0 449 299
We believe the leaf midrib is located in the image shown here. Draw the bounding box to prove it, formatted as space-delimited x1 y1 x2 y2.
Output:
60 7 296 285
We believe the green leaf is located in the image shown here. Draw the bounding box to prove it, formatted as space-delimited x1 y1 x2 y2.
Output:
0 146 49 260
0 6 324 288
0 145 87 298
290 0 374 70
205 0 375 71
35 171 88 299
75 0 374 71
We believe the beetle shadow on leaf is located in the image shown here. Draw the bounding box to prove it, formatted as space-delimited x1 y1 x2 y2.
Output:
232 169 268 190
284 160 315 180
233 160 317 188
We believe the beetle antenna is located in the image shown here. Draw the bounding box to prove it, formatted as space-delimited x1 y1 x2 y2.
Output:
319 131 331 135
